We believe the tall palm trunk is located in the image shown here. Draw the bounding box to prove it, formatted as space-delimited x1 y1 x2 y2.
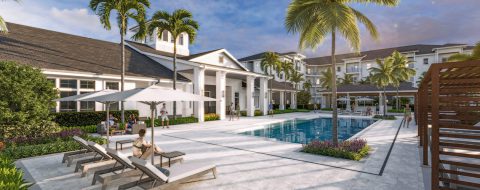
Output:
284 76 287 109
173 41 177 121
270 67 273 108
331 30 338 145
383 87 387 117
396 87 399 109
120 25 125 123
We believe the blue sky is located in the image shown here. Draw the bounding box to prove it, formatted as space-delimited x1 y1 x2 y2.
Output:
1 0 479 58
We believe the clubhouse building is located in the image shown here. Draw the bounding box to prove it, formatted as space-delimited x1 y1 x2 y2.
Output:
0 22 474 118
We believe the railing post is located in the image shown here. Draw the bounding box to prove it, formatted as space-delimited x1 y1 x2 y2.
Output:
431 66 440 190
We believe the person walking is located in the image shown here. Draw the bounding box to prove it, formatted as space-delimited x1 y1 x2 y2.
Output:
268 101 274 117
160 103 169 128
403 104 412 128
229 103 235 121
235 103 241 120
313 104 318 113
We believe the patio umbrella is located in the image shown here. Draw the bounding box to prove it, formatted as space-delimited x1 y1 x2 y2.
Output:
82 85 216 164
54 89 118 148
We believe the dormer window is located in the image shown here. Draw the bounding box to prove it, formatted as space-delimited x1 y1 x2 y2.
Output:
162 30 168 42
179 34 184 45
219 56 224 64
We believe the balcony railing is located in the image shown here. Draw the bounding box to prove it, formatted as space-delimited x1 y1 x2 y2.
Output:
346 68 360 73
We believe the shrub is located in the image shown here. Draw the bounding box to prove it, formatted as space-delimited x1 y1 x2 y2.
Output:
0 155 31 190
320 108 333 111
297 91 311 108
4 128 84 146
204 113 220 121
0 135 105 160
240 110 263 116
302 139 370 161
68 125 97 133
373 115 396 120
0 120 60 139
145 116 198 127
51 110 139 127
0 61 57 127
0 142 4 151
387 109 404 113
273 109 310 114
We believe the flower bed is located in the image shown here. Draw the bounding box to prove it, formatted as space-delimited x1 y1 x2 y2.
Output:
240 110 263 116
302 139 370 161
67 125 97 133
3 128 84 146
204 113 220 121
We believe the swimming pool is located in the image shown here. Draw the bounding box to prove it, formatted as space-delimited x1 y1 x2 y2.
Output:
238 117 377 144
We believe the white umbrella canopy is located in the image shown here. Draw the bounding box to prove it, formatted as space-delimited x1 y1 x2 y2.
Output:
337 97 349 101
83 85 216 164
54 89 118 148
356 97 374 101
54 89 118 102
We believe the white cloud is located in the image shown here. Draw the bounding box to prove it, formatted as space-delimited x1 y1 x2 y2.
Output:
0 1 120 42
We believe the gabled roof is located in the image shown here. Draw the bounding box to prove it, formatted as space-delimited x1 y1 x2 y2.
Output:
238 51 302 62
0 23 189 81
182 49 223 60
255 79 295 91
319 82 417 93
126 41 177 58
306 44 471 66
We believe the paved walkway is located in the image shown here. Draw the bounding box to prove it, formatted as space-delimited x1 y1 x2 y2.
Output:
17 112 425 190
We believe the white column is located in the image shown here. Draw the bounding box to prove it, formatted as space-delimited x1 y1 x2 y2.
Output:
321 95 327 108
279 91 285 110
259 77 268 115
246 76 256 116
215 71 226 120
378 92 383 115
194 67 205 122
290 92 296 109
182 84 188 117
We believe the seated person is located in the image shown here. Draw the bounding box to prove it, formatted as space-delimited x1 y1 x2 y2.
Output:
127 114 137 133
108 114 117 127
132 129 163 159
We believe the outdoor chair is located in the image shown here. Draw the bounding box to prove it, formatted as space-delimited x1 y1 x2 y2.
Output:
74 141 113 174
92 148 184 190
63 136 97 167
118 157 216 190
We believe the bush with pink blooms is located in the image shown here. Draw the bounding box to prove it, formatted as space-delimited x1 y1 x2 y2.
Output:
302 139 370 161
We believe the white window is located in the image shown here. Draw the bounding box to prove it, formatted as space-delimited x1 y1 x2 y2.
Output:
219 56 224 64
80 80 95 89
80 92 95 112
60 79 76 88
59 91 76 112
423 58 429 64
179 34 184 45
162 30 168 42
106 82 119 90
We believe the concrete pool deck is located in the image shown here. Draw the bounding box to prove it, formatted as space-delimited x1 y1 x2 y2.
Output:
16 112 425 190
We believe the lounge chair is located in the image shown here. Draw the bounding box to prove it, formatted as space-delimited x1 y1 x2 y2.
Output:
64 136 97 167
92 148 184 190
74 141 113 174
118 157 216 190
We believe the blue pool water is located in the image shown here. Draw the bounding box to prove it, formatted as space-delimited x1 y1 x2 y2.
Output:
238 117 377 144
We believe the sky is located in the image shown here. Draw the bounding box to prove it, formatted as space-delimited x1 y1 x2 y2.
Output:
1 0 479 59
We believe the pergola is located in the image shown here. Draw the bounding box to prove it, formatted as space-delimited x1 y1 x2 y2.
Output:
416 60 480 190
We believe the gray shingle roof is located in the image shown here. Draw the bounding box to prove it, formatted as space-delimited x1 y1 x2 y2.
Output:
0 23 189 81
306 44 470 66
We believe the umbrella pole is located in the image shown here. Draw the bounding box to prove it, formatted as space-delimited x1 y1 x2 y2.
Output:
150 104 155 165
106 102 110 148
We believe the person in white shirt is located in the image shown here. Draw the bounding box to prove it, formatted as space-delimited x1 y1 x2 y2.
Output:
160 103 169 128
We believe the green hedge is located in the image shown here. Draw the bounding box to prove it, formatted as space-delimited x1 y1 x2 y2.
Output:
145 116 198 127
204 113 220 121
240 110 263 116
67 125 97 133
0 136 105 160
373 115 397 120
273 109 310 114
387 109 404 113
0 155 31 190
51 110 139 127
320 108 333 111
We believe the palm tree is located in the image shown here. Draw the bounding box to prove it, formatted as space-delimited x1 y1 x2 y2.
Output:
369 58 396 117
289 70 304 108
389 51 416 109
340 73 354 85
303 79 312 92
416 72 426 86
285 0 398 145
448 42 480 62
147 9 199 121
279 60 294 109
261 52 281 105
90 0 150 123
0 0 20 33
